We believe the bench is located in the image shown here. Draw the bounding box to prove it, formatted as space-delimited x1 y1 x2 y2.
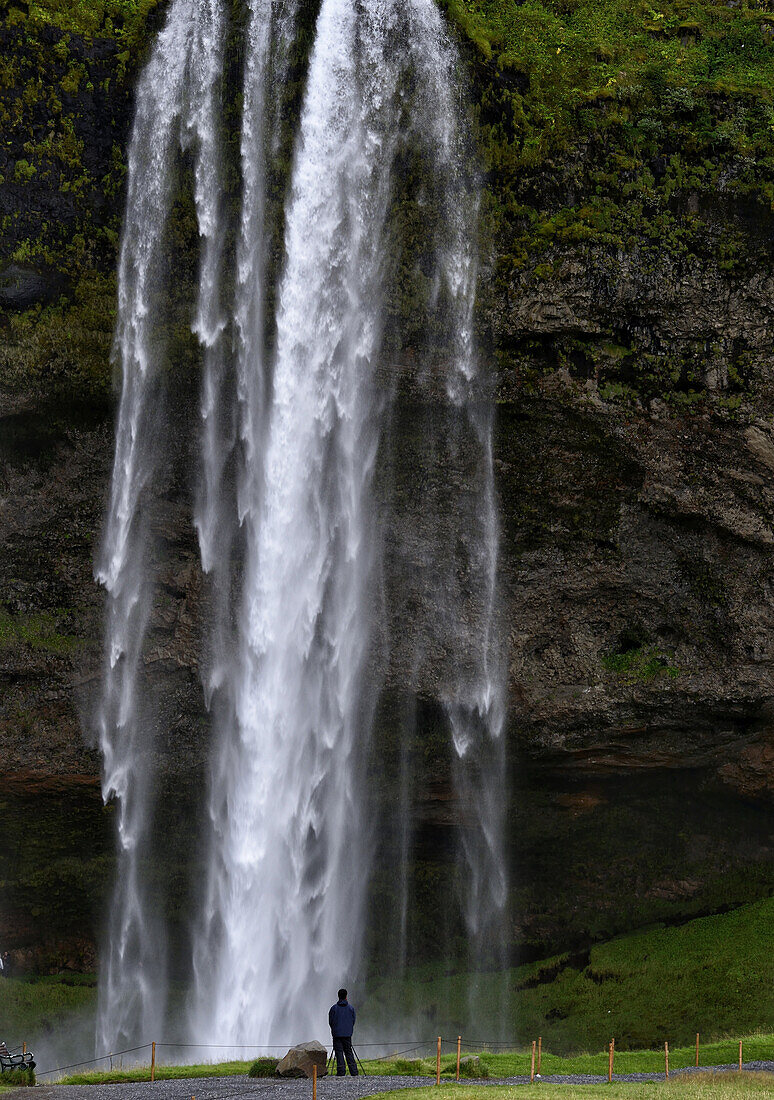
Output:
0 1043 35 1072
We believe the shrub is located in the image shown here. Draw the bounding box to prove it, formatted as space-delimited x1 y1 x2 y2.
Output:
1 1068 36 1086
391 1058 426 1074
247 1058 279 1078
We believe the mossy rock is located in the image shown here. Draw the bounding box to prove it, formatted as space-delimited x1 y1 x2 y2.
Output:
442 1055 489 1078
247 1058 279 1078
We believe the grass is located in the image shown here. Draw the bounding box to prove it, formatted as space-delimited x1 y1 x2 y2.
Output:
368 1078 774 1100
13 899 774 1076
0 974 97 1040
362 897 774 1052
58 1062 256 1085
444 0 774 133
0 1069 35 1088
54 1037 774 1085
362 1037 774 1078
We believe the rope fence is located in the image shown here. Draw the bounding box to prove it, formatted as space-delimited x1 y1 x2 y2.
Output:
31 1032 768 1084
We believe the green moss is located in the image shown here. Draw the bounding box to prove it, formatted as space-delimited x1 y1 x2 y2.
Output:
0 2 168 400
601 643 680 682
0 607 81 654
2 272 116 401
13 159 37 182
28 1 165 52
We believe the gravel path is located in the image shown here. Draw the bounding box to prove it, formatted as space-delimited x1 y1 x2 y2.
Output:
24 1062 774 1098
29 1077 434 1100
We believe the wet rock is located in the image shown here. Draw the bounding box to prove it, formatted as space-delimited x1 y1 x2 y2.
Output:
718 739 774 802
0 264 62 311
277 1042 329 1079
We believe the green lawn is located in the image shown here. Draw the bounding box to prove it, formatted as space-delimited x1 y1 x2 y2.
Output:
368 1079 774 1100
58 1062 256 1086
358 1036 773 1079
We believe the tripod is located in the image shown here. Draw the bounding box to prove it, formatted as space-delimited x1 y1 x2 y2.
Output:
327 1042 367 1077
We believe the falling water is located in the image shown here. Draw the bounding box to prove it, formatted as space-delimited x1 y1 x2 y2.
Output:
193 0 414 1043
97 0 508 1051
94 0 228 1053
189 0 300 1039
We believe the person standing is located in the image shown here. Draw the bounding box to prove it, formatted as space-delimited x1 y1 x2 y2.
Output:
328 988 358 1076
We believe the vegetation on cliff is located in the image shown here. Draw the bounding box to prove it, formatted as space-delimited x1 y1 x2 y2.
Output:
0 0 165 399
442 0 774 412
2 0 774 407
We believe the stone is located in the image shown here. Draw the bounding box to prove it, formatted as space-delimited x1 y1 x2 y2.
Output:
443 1055 488 1078
276 1041 329 1079
0 264 62 311
460 1056 482 1069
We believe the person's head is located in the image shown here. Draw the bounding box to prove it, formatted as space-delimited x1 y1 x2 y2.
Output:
338 988 347 1001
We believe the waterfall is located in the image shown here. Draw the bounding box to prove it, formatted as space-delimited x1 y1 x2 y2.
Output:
195 0 410 1044
94 0 228 1052
190 0 300 1041
96 0 508 1051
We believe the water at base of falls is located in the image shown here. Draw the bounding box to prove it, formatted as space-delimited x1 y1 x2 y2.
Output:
95 0 509 1053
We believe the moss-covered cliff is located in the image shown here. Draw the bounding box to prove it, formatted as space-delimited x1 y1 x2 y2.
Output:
2 0 774 975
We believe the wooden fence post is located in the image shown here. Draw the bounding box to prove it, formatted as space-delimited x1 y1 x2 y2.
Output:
537 1036 542 1075
313 1063 317 1100
456 1036 461 1082
695 1033 699 1068
608 1039 614 1084
530 1041 536 1083
664 1042 669 1080
436 1037 441 1085
151 1041 156 1082
739 1040 743 1072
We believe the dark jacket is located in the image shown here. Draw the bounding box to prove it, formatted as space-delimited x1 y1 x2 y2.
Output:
329 998 356 1037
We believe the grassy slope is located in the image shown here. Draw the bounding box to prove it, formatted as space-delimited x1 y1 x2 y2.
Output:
0 973 96 1038
446 0 774 103
512 895 774 1050
443 0 774 179
362 898 774 1053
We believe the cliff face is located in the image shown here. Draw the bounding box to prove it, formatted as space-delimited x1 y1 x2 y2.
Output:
2 0 774 970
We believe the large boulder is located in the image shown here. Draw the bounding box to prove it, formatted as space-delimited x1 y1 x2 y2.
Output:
276 1041 329 1079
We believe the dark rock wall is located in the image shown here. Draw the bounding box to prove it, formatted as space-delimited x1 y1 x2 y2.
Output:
2 1 774 971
